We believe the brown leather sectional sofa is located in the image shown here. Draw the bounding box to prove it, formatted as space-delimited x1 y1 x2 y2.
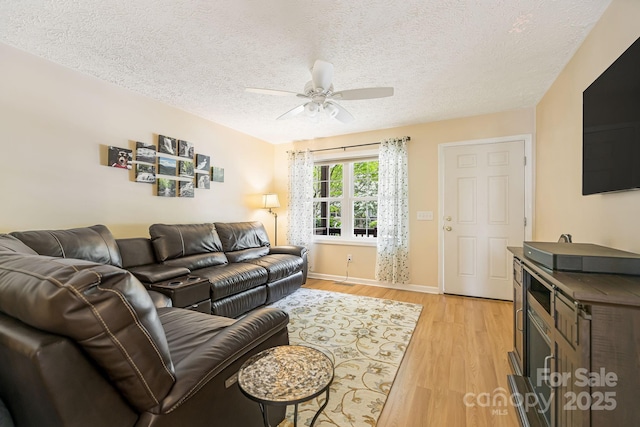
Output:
119 221 308 318
0 222 308 427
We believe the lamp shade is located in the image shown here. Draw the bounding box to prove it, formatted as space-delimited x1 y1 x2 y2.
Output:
263 193 280 209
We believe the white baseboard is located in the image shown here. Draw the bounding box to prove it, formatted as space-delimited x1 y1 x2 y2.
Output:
307 272 441 295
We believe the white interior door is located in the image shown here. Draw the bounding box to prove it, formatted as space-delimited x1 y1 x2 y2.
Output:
442 140 525 300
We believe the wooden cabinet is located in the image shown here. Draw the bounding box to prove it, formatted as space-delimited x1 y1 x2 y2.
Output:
509 257 525 375
551 290 590 427
508 248 640 427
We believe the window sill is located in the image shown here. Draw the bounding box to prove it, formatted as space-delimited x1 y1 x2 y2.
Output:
312 237 377 247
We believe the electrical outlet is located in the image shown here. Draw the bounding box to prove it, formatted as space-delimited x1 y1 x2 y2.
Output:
347 254 352 262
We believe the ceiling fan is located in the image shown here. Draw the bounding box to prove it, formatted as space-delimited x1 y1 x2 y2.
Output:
246 60 394 123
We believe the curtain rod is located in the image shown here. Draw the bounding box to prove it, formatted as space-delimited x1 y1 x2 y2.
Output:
309 136 411 153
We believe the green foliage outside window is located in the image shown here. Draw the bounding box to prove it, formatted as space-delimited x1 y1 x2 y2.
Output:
313 160 378 237
313 164 343 197
353 161 378 197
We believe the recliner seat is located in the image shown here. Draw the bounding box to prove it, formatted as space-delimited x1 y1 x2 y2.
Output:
146 221 308 318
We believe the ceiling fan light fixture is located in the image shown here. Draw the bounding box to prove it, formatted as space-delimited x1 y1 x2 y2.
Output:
324 102 339 118
305 102 319 117
247 59 394 123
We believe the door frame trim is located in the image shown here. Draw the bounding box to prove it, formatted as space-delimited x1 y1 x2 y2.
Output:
437 134 534 294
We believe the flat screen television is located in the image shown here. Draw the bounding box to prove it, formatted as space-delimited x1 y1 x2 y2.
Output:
582 36 640 195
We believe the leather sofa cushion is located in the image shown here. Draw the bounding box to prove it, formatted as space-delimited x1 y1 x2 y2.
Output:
224 246 269 263
265 271 304 304
0 396 14 427
215 222 270 254
149 223 228 266
154 306 288 412
0 252 175 411
117 237 157 268
163 252 228 271
157 308 235 363
196 263 267 301
117 238 191 283
0 234 38 255
0 312 139 427
147 290 174 308
10 225 123 268
243 254 303 282
210 286 267 318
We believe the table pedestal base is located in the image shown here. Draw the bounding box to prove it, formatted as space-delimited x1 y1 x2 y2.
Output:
257 387 330 427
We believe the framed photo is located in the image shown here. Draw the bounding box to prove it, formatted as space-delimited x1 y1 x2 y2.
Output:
197 174 210 189
158 157 177 176
178 140 194 159
211 166 225 183
108 146 132 169
157 178 176 197
179 181 194 198
179 160 194 178
158 135 177 156
195 154 210 173
135 164 156 183
135 142 156 164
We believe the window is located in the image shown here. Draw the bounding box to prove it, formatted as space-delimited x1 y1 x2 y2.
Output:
313 158 378 239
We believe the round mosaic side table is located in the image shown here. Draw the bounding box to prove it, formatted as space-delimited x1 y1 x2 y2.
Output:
238 345 334 427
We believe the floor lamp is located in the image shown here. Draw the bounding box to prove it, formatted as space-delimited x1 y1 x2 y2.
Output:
263 193 280 246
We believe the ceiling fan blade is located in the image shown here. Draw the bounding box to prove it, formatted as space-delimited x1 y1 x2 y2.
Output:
311 60 334 92
326 101 354 123
246 87 306 97
332 87 394 100
276 104 306 120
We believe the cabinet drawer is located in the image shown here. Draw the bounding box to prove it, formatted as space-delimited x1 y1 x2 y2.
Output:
555 291 578 348
513 257 522 285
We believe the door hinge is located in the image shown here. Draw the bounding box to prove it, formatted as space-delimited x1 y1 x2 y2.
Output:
524 217 527 227
524 156 527 166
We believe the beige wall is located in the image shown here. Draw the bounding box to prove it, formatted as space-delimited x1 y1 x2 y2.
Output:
535 0 640 252
6 0 635 288
0 44 277 238
274 109 534 288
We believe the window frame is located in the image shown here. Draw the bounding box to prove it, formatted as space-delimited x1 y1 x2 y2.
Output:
312 149 379 245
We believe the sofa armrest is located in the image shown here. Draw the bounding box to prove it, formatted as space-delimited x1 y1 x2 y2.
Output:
137 307 289 426
154 307 289 413
147 290 173 308
269 245 308 283
0 397 14 427
0 313 138 427
127 264 191 283
268 245 308 257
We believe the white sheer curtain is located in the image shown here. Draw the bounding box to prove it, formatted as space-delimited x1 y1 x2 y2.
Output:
287 149 314 250
375 137 410 284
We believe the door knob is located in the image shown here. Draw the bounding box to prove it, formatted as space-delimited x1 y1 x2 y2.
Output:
444 226 452 231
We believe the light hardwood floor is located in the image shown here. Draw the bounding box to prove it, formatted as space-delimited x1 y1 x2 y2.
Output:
303 279 519 427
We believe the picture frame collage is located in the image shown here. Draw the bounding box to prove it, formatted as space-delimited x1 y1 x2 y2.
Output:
107 134 225 198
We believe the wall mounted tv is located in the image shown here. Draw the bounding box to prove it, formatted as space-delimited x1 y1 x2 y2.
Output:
583 36 640 195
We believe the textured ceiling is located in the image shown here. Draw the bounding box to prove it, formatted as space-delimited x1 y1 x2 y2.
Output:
0 1 611 144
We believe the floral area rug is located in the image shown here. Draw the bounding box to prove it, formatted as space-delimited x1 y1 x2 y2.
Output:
269 288 422 427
